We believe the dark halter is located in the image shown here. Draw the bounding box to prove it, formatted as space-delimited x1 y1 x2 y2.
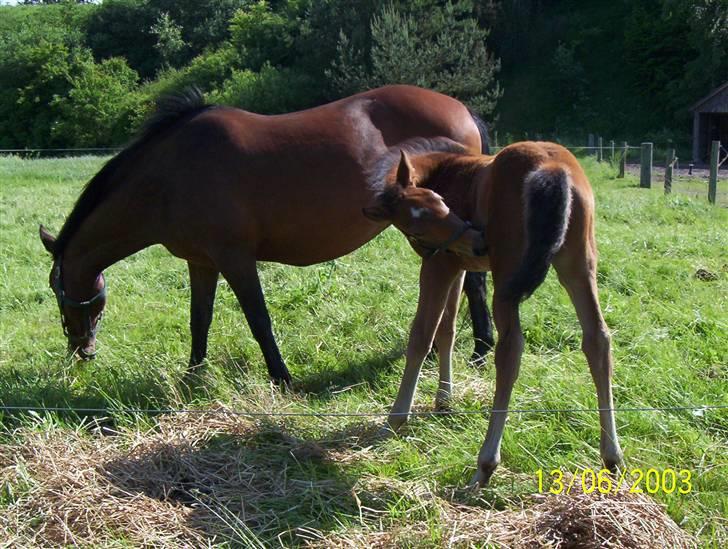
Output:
51 257 106 343
406 220 476 259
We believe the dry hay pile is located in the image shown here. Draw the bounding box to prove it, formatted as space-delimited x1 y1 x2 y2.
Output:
0 411 698 548
304 477 698 548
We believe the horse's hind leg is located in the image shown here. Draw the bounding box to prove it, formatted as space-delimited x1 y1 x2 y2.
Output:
188 262 218 368
434 270 466 411
463 272 495 364
217 255 292 385
553 252 623 471
472 295 524 486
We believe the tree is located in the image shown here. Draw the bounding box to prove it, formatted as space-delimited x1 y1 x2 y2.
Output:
150 12 186 69
329 1 501 116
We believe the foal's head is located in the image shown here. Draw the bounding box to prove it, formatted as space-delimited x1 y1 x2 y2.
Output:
39 226 106 359
363 151 486 257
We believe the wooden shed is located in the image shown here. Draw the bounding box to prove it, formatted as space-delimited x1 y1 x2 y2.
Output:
691 81 728 163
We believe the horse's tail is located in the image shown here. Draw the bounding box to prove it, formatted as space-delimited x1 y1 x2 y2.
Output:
504 162 573 302
468 108 491 154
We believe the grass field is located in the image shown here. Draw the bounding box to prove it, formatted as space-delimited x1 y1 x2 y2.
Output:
0 154 726 546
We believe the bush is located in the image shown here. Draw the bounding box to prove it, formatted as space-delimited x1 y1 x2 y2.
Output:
51 56 140 147
211 63 318 114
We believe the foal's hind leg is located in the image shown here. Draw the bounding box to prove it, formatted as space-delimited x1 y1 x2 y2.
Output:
553 254 623 470
463 272 495 364
217 255 291 385
188 262 218 368
434 270 466 411
471 295 524 486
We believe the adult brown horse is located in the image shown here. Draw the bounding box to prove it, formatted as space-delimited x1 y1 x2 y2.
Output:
363 142 623 485
38 85 493 385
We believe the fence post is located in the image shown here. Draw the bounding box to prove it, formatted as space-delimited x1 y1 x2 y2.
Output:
664 148 674 194
494 130 498 150
708 140 719 204
588 134 595 155
597 136 603 162
610 140 615 162
618 141 627 178
640 142 653 188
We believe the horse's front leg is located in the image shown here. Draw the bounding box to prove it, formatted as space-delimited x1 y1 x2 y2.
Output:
471 294 524 487
216 253 291 386
463 272 495 364
188 262 219 369
387 255 462 431
434 270 466 411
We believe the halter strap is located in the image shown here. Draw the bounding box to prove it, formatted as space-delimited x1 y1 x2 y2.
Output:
51 257 106 341
407 221 480 259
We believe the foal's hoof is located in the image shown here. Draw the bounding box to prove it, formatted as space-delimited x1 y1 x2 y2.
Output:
434 399 452 413
468 465 496 489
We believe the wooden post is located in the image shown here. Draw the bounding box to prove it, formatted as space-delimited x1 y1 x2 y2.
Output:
664 148 675 194
610 140 615 162
708 140 719 204
494 130 498 150
597 136 603 162
640 142 653 188
618 141 627 178
588 134 595 155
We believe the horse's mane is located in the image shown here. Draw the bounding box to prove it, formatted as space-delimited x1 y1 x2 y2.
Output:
52 87 214 258
367 137 467 191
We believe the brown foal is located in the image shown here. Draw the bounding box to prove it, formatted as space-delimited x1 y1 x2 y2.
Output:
364 142 624 485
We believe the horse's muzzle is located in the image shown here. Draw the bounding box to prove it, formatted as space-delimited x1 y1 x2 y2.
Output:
71 341 97 360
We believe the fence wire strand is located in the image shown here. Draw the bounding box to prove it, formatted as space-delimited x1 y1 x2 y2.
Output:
0 403 726 419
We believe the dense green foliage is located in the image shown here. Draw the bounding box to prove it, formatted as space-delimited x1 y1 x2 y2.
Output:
0 0 726 149
0 155 726 544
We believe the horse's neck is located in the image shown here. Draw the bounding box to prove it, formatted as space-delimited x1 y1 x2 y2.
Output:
61 204 152 299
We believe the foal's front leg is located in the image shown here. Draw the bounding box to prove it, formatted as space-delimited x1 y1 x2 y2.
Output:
434 271 466 411
216 253 292 385
188 262 219 368
387 255 462 431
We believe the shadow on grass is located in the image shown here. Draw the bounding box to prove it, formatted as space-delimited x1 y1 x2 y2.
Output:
100 418 397 545
293 344 406 397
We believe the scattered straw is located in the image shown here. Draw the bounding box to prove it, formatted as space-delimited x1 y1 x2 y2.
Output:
0 411 703 547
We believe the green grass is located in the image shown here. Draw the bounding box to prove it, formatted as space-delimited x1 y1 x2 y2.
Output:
0 154 726 545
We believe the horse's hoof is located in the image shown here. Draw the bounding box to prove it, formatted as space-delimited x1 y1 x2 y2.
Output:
376 424 397 439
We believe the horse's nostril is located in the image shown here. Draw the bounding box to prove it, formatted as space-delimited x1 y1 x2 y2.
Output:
475 247 487 257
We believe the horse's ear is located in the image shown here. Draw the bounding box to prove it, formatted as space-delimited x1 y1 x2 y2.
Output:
39 224 56 255
396 150 416 188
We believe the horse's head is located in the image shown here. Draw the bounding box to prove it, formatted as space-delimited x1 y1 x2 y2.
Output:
39 226 107 359
363 150 486 258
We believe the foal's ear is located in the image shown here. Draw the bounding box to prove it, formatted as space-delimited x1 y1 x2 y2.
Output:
39 224 57 255
396 150 416 188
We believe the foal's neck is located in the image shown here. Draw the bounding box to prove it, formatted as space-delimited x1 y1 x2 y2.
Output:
419 155 488 222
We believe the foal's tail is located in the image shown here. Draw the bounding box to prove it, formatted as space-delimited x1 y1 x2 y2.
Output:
504 163 573 302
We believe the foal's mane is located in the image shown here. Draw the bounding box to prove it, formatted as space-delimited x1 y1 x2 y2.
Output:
52 87 214 258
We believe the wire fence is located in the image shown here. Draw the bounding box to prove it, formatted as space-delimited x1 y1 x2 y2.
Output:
1 403 726 419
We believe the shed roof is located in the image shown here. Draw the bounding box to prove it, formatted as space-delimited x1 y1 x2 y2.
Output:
690 81 728 112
